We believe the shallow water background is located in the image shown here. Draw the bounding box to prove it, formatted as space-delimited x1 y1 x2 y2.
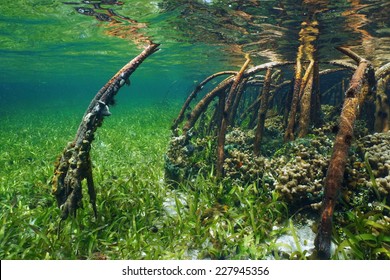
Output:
1 0 389 115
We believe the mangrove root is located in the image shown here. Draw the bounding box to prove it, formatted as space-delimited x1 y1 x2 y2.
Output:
284 19 319 142
52 43 160 220
315 48 376 259
254 67 272 156
216 54 251 178
374 62 390 132
171 71 237 133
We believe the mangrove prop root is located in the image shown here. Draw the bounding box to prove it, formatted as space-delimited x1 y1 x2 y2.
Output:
284 46 303 142
285 22 314 141
374 63 390 132
376 62 390 80
171 71 237 133
239 73 286 125
182 77 233 133
374 76 390 132
229 77 248 126
254 67 272 156
335 46 364 63
52 43 160 220
298 62 315 138
204 92 226 136
216 54 251 178
315 56 375 259
311 61 321 127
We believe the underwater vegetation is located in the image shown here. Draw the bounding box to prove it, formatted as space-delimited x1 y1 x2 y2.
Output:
0 0 389 260
1 104 389 260
164 21 390 259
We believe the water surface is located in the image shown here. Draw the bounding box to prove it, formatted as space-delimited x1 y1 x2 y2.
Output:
1 0 389 113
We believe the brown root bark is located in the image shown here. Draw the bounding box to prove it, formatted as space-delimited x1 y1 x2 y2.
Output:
284 43 304 142
298 61 315 138
284 20 318 142
335 46 364 63
52 44 160 220
374 62 390 132
311 61 321 127
216 54 251 178
229 77 248 126
376 62 390 80
182 77 233 133
254 67 272 156
374 76 390 132
315 57 375 259
171 71 237 133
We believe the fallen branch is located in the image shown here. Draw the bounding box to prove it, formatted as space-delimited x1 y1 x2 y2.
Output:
52 43 160 220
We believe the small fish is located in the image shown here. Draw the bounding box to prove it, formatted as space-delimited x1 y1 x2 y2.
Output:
98 100 111 116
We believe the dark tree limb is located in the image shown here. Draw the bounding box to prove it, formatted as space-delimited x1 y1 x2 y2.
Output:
244 61 294 76
208 93 226 136
178 63 293 128
298 61 315 137
216 54 251 178
335 46 364 63
284 45 303 142
52 43 160 220
311 61 321 127
376 62 390 80
374 76 389 132
254 67 272 156
325 60 357 71
315 53 375 259
182 77 233 133
229 77 249 126
171 71 237 132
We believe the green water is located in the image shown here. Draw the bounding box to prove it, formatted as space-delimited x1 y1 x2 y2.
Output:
1 0 389 112
0 0 389 260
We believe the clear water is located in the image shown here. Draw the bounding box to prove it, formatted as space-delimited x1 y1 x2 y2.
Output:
1 0 389 115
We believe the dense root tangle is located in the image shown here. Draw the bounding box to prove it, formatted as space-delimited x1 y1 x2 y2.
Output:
167 44 389 259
